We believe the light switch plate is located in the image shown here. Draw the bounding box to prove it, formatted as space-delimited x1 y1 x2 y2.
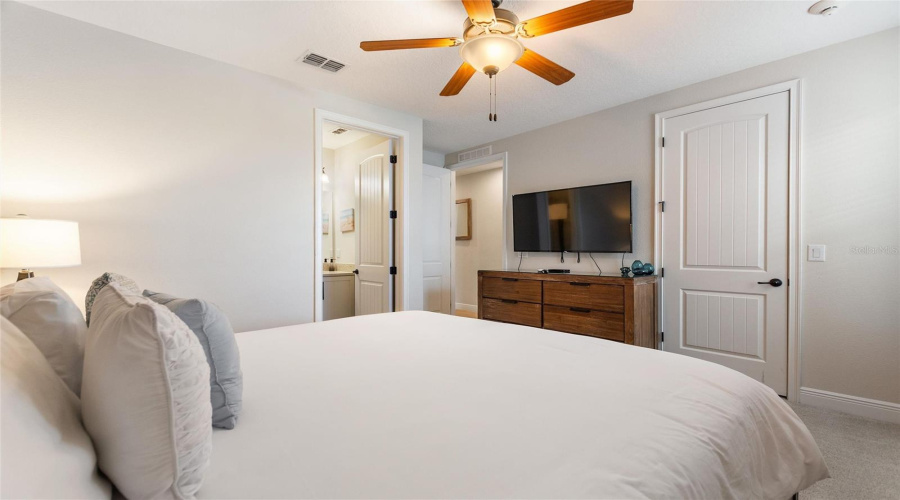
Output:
808 245 826 262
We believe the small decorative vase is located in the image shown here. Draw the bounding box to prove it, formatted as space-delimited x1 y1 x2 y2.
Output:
631 260 643 274
641 263 654 276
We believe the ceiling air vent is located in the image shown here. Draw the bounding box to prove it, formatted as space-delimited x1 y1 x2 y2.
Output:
332 128 349 135
321 60 345 73
298 51 346 73
458 145 492 163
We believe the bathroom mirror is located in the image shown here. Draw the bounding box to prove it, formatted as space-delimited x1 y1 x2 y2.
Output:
456 198 472 240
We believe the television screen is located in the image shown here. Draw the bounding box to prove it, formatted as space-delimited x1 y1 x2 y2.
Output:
512 181 632 253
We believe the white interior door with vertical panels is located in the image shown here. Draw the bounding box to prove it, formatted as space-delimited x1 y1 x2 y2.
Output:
662 91 789 395
356 140 392 315
422 164 452 314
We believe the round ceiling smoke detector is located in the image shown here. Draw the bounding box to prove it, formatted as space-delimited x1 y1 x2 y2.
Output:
809 0 839 16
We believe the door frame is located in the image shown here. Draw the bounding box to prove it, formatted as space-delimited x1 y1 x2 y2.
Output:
653 80 802 402
314 109 411 322
444 152 509 315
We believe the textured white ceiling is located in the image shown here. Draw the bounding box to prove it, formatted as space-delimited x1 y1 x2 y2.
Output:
24 1 900 153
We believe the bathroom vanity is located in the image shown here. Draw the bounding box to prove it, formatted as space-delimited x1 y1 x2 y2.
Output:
323 271 355 320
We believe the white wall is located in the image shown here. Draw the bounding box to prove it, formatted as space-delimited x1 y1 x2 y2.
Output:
454 168 504 310
0 2 425 332
424 150 445 168
445 28 900 405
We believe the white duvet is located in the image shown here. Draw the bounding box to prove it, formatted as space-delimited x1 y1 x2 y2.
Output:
199 311 827 499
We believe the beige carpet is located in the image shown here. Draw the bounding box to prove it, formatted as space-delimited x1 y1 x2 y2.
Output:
454 310 477 319
789 402 900 499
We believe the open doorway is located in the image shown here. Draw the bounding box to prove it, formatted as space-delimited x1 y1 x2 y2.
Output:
419 153 507 317
451 160 504 318
315 112 409 321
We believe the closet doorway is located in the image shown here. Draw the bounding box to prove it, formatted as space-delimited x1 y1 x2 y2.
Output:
315 112 410 321
654 81 801 399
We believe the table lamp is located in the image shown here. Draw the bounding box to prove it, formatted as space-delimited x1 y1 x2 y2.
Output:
0 216 82 281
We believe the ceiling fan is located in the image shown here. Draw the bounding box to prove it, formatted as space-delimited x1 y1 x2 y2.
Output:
360 0 634 120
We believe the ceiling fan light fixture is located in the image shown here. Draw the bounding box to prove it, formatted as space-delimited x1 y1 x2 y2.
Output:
459 34 524 74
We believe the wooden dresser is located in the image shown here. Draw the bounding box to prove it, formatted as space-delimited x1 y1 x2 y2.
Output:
477 270 659 349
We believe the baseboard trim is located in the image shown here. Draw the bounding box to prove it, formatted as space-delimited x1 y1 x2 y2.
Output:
456 303 477 313
799 387 900 424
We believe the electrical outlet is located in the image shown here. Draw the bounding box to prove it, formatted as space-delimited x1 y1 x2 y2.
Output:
336 248 341 259
807 245 826 262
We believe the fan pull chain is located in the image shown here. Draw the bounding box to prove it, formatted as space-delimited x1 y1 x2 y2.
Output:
494 73 498 121
488 74 492 122
487 74 498 122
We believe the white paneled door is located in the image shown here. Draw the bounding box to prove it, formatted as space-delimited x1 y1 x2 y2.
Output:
662 91 789 395
422 164 452 314
356 140 393 315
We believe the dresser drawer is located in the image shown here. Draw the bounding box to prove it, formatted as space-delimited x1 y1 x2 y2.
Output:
542 305 625 342
482 277 542 303
543 281 624 313
482 298 542 328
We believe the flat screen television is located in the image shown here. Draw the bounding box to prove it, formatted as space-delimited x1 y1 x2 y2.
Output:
512 181 632 253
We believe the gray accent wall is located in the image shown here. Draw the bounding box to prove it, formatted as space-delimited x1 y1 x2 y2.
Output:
446 28 900 405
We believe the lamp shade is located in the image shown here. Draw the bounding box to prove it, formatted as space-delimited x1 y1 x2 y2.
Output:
459 34 524 74
0 218 82 269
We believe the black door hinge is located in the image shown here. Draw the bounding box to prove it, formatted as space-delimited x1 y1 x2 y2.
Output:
661 268 665 278
389 155 398 164
389 210 397 219
661 332 664 343
659 201 666 212
389 266 397 275
661 137 665 148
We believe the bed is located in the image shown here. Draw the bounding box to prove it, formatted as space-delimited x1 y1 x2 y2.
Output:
198 311 828 499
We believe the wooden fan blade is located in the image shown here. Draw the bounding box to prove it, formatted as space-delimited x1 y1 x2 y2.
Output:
461 0 496 24
360 38 459 51
440 62 477 96
520 0 633 37
515 49 575 85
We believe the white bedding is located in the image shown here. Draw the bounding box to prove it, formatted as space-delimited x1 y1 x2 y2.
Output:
199 311 827 499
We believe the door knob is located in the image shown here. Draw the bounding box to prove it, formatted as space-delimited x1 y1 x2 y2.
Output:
353 269 359 275
757 278 783 287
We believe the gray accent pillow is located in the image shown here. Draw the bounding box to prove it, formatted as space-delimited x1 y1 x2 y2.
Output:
143 290 242 429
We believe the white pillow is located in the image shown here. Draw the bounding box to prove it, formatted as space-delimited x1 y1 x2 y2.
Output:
84 272 141 326
1 317 112 499
82 283 212 499
0 277 86 396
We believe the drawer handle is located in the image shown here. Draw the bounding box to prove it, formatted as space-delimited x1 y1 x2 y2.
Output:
570 282 591 287
501 299 519 304
569 307 591 313
502 278 519 282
